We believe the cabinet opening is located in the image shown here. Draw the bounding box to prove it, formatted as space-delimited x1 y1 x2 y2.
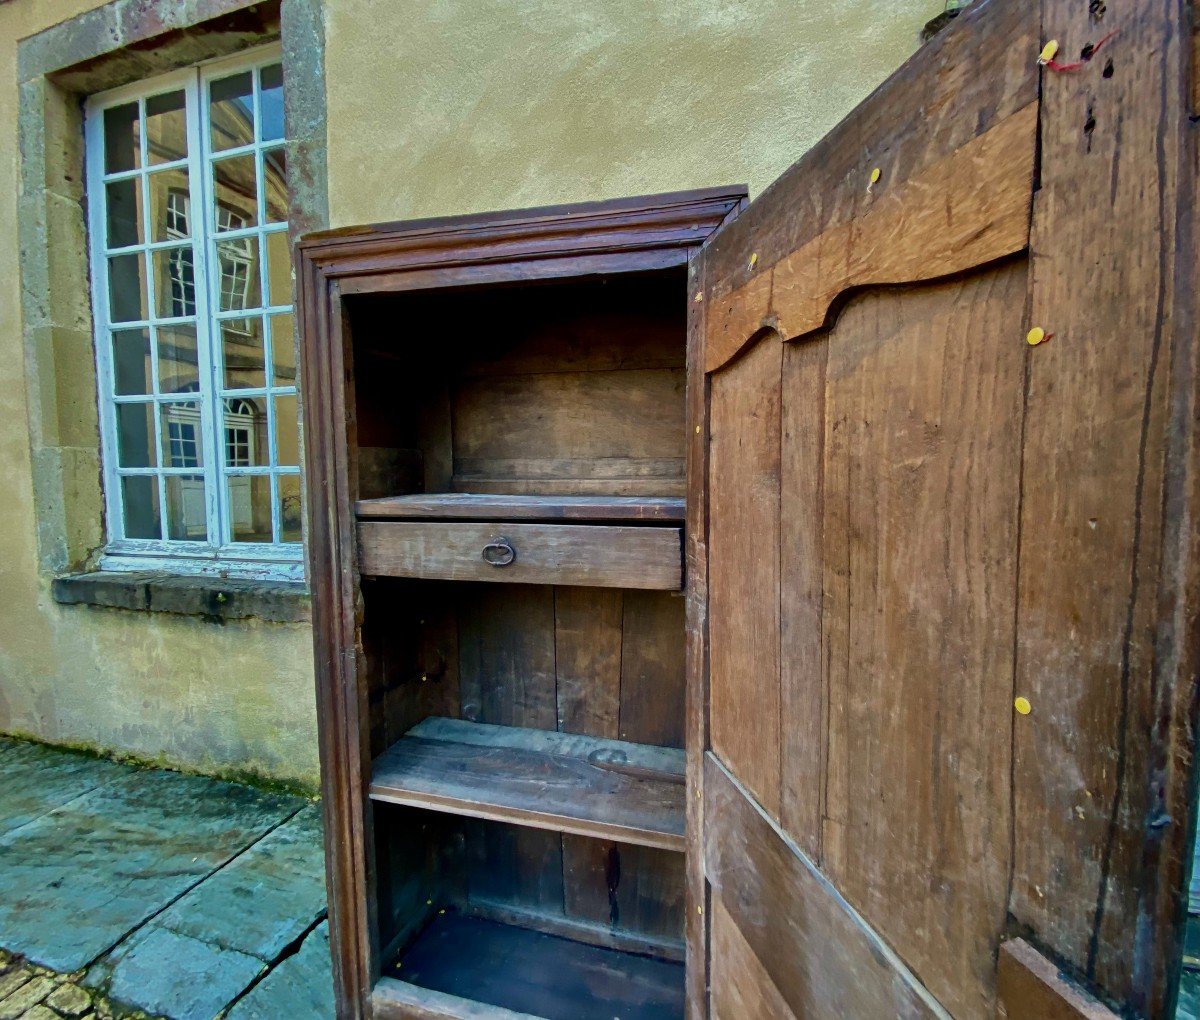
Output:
345 267 688 504
372 805 685 1020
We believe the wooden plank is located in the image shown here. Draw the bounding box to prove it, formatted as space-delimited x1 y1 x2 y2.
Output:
1013 0 1197 1009
778 336 827 857
703 755 946 1020
387 911 684 1020
452 368 685 485
704 104 1037 372
710 898 797 1020
373 977 541 1020
371 720 686 851
466 897 685 962
699 0 1037 370
553 587 623 738
996 940 1120 1020
358 521 682 590
457 586 556 730
708 337 782 817
818 264 1026 1020
618 590 686 748
357 494 685 522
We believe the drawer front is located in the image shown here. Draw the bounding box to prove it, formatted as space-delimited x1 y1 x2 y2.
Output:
357 521 682 590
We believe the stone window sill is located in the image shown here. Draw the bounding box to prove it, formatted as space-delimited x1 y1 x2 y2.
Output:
52 572 311 623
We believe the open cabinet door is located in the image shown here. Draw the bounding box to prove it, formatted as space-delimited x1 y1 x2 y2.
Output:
687 0 1198 1017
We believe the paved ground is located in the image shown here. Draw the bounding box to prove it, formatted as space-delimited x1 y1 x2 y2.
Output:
0 738 332 1020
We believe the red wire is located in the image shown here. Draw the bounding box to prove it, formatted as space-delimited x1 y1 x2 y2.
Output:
1044 29 1118 72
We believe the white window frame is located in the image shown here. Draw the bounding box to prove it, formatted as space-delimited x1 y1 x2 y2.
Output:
85 45 302 580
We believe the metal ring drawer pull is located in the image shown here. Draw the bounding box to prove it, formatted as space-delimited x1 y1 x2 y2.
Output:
481 537 516 567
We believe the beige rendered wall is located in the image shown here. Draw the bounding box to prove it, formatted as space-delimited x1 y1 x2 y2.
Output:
324 0 943 226
0 0 939 790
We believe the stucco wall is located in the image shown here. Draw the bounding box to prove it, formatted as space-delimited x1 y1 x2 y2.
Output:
0 0 939 791
324 0 943 226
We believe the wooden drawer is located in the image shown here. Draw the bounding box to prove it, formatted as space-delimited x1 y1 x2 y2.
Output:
357 520 682 589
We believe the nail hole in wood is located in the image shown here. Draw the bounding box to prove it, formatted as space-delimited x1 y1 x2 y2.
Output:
1088 0 1106 19
1102 58 1114 78
1084 107 1097 152
1080 42 1096 61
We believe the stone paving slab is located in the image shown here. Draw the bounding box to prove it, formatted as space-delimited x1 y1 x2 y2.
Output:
87 927 264 1020
0 740 126 834
0 767 298 972
152 806 326 960
225 923 334 1020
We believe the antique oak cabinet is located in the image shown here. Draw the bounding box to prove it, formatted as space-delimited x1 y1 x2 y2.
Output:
297 0 1199 1016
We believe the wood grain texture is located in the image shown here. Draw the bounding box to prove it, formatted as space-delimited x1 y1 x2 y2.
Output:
710 899 797 1020
554 587 623 738
703 755 946 1019
1012 0 1198 1010
370 719 686 851
619 590 686 748
358 521 682 590
707 337 783 818
996 940 1121 1020
705 103 1037 372
372 977 541 1020
819 266 1026 1020
357 494 685 522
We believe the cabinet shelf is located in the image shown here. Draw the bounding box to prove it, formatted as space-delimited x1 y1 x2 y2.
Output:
356 492 686 524
369 718 686 851
375 910 684 1020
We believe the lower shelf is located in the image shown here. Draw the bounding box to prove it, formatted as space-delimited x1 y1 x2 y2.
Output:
382 910 685 1020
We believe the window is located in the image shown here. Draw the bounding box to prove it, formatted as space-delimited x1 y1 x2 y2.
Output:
85 49 301 578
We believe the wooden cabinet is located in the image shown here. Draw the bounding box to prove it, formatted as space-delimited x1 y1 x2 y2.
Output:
299 2 1198 1016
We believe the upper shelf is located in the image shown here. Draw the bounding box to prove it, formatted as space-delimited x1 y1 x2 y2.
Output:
356 493 686 524
370 717 686 852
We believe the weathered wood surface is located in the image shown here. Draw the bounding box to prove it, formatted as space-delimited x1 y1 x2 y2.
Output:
357 521 682 590
370 719 686 851
704 102 1037 372
996 940 1120 1020
372 976 541 1020
1011 0 1199 1011
703 756 945 1019
357 493 686 523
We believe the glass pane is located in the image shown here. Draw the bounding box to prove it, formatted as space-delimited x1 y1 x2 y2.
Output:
107 252 147 323
278 473 302 543
160 400 204 468
273 393 299 467
165 475 208 541
157 324 200 393
120 475 160 539
148 167 191 242
116 402 156 467
221 317 265 390
215 236 261 312
103 102 140 174
223 397 267 467
212 156 258 231
111 328 151 396
152 246 197 319
228 474 272 543
210 71 254 151
259 64 284 142
265 230 291 306
263 147 288 223
145 90 187 165
105 178 143 248
269 312 296 387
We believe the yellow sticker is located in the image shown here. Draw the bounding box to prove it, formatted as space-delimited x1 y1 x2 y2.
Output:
1039 39 1059 63
748 252 758 270
1014 696 1032 716
694 290 704 303
1026 326 1046 346
695 425 701 434
869 167 882 185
